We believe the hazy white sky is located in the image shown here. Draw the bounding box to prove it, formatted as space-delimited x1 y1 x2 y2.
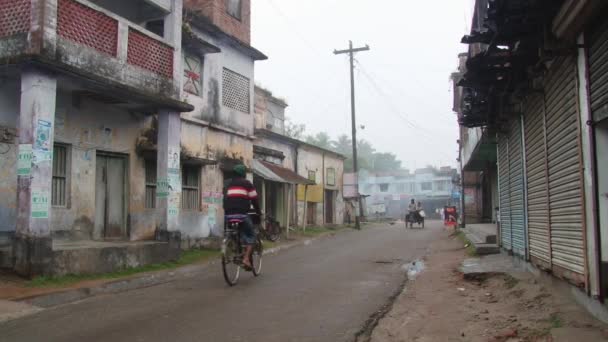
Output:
252 0 474 170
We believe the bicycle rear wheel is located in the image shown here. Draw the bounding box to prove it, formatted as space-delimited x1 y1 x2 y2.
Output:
268 221 281 242
251 238 263 277
222 238 240 286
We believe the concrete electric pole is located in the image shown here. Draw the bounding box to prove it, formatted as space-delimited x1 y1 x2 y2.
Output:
334 41 370 230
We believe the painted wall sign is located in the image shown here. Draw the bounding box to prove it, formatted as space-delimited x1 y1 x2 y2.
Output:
202 191 223 204
17 144 32 176
31 190 50 219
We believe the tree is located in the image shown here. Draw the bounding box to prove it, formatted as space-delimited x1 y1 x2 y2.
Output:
332 134 352 156
372 152 402 172
306 132 333 150
285 119 306 140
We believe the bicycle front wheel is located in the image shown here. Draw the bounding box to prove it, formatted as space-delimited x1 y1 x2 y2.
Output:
251 238 263 277
222 238 240 286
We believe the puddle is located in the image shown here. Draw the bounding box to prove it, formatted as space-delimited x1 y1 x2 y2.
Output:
402 259 425 280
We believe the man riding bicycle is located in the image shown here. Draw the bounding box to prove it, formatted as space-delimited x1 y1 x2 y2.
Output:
223 164 261 270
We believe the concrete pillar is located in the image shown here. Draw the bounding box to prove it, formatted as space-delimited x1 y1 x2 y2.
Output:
165 0 184 87
13 68 57 276
156 110 181 257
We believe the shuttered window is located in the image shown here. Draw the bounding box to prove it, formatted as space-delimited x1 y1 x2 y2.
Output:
52 144 69 207
145 160 157 209
182 166 200 210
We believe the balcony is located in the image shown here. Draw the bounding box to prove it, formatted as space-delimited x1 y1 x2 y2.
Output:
0 0 186 106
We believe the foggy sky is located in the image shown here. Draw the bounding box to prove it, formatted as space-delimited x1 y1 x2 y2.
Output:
251 0 474 171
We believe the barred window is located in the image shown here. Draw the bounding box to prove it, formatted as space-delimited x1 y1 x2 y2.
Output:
222 68 250 113
52 144 69 207
379 184 389 192
326 168 335 186
421 182 432 191
182 165 200 210
145 160 157 209
226 0 242 19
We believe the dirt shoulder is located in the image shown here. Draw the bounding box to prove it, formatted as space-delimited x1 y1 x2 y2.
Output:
369 229 608 342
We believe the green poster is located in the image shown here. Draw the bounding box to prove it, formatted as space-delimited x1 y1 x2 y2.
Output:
17 144 33 176
157 178 169 198
31 190 49 219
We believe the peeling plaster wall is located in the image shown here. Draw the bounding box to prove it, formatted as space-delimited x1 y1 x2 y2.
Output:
181 27 255 136
254 137 295 170
179 120 253 241
0 78 20 233
53 90 152 241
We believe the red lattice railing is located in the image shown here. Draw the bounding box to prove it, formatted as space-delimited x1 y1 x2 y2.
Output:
57 0 118 56
0 0 30 38
127 28 174 79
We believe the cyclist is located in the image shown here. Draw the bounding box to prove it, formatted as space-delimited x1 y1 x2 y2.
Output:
223 164 261 270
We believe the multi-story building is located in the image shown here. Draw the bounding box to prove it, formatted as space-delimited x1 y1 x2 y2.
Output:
359 167 459 219
454 0 608 307
0 0 190 276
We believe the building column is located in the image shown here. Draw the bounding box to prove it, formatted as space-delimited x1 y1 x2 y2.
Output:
13 68 57 276
156 110 181 257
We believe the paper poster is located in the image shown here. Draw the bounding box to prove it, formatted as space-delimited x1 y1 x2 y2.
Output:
33 149 52 164
168 148 180 173
34 119 52 151
168 193 180 218
208 206 217 227
31 190 50 219
168 172 181 193
17 144 33 176
157 178 169 198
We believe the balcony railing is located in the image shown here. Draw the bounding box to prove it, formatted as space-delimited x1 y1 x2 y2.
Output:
0 0 175 81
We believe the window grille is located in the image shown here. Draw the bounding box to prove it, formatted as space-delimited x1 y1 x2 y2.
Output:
222 68 250 113
145 160 157 209
183 53 202 96
182 166 200 210
52 144 68 206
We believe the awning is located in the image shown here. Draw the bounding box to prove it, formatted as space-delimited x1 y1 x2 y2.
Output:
252 159 314 185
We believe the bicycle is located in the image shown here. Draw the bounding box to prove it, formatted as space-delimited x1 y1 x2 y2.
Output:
259 215 282 242
221 214 263 286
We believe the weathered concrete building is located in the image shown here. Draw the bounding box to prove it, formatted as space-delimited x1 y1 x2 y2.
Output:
166 0 267 247
253 86 346 228
0 0 192 276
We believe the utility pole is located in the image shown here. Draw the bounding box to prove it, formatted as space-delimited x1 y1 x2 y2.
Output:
334 41 370 230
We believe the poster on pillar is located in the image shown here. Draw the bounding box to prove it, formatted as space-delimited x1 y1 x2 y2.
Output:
17 144 32 176
157 178 170 198
168 193 180 219
33 119 52 164
168 148 180 173
31 189 50 219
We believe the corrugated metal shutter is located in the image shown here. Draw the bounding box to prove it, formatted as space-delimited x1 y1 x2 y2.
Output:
544 56 585 279
508 116 526 257
497 133 512 250
589 19 608 123
524 94 551 266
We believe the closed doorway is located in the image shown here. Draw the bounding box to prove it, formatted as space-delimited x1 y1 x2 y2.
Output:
307 203 316 225
325 190 334 224
95 153 128 239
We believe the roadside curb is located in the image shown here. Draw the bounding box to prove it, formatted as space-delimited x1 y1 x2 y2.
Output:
7 229 350 316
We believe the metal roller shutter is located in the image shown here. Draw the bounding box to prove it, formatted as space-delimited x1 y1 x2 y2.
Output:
498 133 512 250
544 56 585 278
508 116 526 257
524 94 551 265
589 19 608 123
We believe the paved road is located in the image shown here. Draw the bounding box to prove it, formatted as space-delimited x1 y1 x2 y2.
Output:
1 221 443 342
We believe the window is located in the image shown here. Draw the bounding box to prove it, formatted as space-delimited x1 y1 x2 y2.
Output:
421 182 432 191
183 53 202 96
397 184 405 193
308 170 316 183
182 166 200 210
145 160 157 209
222 68 250 113
326 168 335 186
52 144 69 207
379 184 389 192
145 19 164 37
436 181 447 191
226 0 242 19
